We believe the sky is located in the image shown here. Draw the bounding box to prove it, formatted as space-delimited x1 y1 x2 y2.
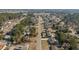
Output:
0 0 79 9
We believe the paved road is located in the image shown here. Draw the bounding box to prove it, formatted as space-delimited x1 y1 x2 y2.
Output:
36 16 43 50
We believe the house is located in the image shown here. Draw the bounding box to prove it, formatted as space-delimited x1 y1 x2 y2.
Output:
41 31 47 38
62 43 70 50
4 35 11 40
4 35 13 46
58 21 65 27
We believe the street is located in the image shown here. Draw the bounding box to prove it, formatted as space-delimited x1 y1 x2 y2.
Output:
36 16 43 50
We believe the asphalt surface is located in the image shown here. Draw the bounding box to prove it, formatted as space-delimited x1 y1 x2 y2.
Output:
36 16 43 50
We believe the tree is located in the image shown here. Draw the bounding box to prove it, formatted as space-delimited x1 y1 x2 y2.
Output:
67 35 78 49
0 35 4 40
30 27 37 37
55 31 66 45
